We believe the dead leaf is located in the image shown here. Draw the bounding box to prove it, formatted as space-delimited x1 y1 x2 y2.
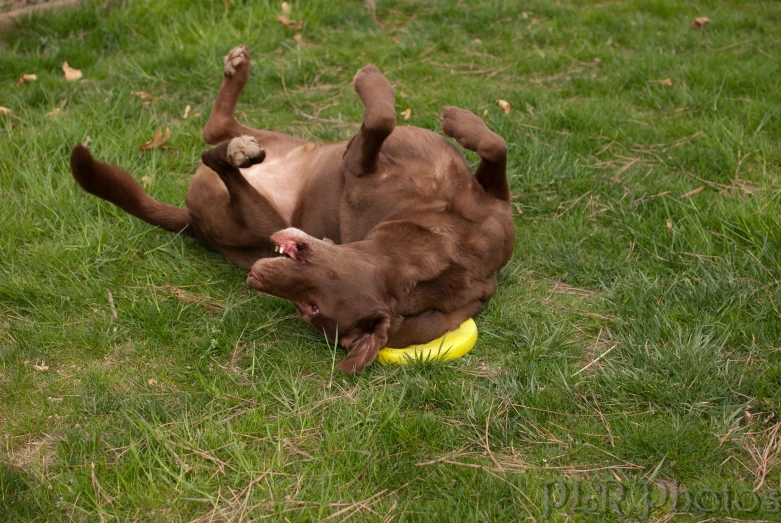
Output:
0 106 11 115
522 11 529 19
401 108 412 120
141 173 154 187
17 74 37 86
131 91 155 100
182 104 191 119
277 15 304 31
497 99 511 114
661 78 673 86
33 362 49 372
691 17 710 28
281 1 291 15
62 61 82 81
138 127 171 151
82 136 91 147
666 218 673 232
294 33 304 45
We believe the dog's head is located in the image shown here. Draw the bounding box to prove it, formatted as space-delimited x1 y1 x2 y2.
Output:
247 228 395 374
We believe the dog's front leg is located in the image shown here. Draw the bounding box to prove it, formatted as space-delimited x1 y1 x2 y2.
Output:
203 45 308 156
201 136 286 241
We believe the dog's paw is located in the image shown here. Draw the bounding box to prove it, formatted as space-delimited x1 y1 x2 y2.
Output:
353 64 395 131
223 44 250 78
228 136 265 168
440 106 486 140
353 63 391 97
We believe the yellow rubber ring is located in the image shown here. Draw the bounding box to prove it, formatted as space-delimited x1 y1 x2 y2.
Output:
377 318 478 366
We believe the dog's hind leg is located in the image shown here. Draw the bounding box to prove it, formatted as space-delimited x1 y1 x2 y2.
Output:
440 106 510 201
202 45 308 156
70 145 200 239
343 64 396 176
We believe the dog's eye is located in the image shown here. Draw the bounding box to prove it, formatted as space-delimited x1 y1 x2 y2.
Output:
310 304 319 315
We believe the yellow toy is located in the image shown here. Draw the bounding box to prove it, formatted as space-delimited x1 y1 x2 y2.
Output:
377 318 478 366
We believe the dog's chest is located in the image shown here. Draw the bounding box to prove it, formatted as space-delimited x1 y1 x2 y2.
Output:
239 145 313 225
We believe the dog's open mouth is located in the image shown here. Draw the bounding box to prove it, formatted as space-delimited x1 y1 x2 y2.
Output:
271 237 306 262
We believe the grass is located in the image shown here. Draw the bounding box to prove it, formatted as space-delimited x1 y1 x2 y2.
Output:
1 0 781 520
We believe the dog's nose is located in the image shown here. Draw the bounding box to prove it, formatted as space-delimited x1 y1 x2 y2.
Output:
247 269 264 290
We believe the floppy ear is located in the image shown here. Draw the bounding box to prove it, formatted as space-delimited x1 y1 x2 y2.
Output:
337 313 391 374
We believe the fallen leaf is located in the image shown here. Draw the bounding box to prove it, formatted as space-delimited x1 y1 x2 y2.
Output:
141 174 154 187
497 99 511 114
277 15 304 31
82 136 91 147
0 106 11 115
666 218 673 232
17 74 38 86
661 78 673 86
691 16 710 28
33 362 49 372
139 127 171 151
182 104 191 119
401 108 412 120
483 109 488 116
281 1 291 15
294 33 304 45
147 378 157 386
131 91 155 100
522 11 529 19
62 61 82 81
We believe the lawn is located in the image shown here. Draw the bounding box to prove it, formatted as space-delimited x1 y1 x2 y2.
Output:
2 0 781 521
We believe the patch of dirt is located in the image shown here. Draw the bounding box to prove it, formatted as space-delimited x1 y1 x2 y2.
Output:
1 0 52 13
8 437 57 473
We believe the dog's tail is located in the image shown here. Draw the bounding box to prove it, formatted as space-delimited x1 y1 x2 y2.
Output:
70 145 200 239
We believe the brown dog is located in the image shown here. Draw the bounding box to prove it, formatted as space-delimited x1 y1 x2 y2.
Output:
70 45 515 373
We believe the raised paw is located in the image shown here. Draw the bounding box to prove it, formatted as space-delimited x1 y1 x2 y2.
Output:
353 64 395 132
353 64 393 99
228 136 266 168
441 106 506 162
441 106 487 141
223 44 250 78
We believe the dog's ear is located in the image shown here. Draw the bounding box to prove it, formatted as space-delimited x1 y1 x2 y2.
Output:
337 313 391 374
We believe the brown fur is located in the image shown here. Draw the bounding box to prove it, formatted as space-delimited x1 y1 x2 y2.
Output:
70 45 515 374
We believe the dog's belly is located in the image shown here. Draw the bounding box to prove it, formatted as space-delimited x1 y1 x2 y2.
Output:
239 144 315 225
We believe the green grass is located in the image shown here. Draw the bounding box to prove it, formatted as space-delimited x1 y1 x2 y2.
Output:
2 0 781 520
